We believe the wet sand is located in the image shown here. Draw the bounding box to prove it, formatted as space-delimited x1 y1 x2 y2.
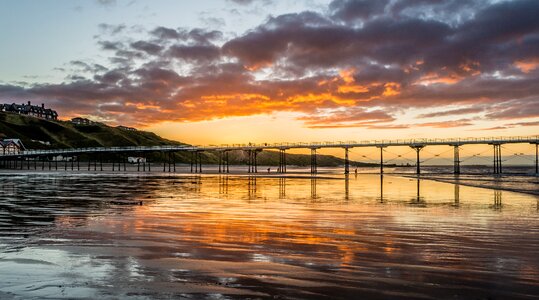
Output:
1 171 538 299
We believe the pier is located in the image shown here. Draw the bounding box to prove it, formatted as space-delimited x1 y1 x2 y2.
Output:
0 136 537 175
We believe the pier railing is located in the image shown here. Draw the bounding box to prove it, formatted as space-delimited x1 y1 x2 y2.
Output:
1 135 538 158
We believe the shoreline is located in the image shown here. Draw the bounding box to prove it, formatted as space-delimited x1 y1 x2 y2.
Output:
1 168 538 197
402 174 539 197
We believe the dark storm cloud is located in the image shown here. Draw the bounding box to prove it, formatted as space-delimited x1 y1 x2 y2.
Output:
227 0 273 5
330 0 389 21
1 0 538 128
130 41 163 55
167 45 221 62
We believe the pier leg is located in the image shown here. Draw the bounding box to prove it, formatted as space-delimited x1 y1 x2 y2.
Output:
197 151 202 173
226 151 229 173
255 151 258 173
247 150 252 173
278 149 287 173
310 148 317 174
410 145 424 175
218 151 222 173
344 148 349 174
534 143 538 175
379 147 385 174
191 152 195 173
163 152 166 172
453 145 460 174
493 144 502 174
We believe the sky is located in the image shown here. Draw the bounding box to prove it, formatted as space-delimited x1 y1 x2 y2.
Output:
0 0 538 146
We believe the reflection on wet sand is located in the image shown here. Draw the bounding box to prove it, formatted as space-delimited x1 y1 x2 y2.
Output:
279 177 286 199
454 183 460 207
0 173 538 299
310 176 317 200
493 189 503 210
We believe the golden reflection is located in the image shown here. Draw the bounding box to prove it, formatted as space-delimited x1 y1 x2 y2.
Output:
453 183 460 208
77 174 539 278
378 175 384 203
189 175 202 193
279 177 286 199
248 176 257 200
219 175 229 196
310 176 317 200
410 177 426 206
344 174 349 201
493 190 503 210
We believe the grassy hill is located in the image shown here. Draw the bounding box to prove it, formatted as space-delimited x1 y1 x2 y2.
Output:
0 112 381 167
0 112 181 149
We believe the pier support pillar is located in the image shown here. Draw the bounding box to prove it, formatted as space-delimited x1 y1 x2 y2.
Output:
189 151 202 173
410 145 425 175
492 144 502 174
247 150 259 173
453 145 461 174
218 151 223 173
197 151 202 173
310 148 318 174
163 152 167 172
191 151 202 173
278 149 287 173
533 143 538 175
190 151 194 173
377 146 386 174
344 147 350 174
218 150 230 173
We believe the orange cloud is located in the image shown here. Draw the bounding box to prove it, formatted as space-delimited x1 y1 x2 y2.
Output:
339 68 356 84
416 73 464 85
382 82 400 96
514 58 539 73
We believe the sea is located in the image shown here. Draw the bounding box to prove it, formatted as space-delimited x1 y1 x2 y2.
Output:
0 165 538 299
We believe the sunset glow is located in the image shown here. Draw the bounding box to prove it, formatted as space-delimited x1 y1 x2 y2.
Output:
0 0 537 144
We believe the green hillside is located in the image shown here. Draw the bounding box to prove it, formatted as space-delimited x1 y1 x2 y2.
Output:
0 112 381 167
0 112 181 149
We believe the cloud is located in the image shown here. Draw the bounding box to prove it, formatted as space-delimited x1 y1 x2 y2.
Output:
0 0 538 130
417 107 484 118
330 0 389 22
95 0 116 6
227 0 272 5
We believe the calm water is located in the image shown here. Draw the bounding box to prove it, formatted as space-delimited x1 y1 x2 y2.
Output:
0 171 538 299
